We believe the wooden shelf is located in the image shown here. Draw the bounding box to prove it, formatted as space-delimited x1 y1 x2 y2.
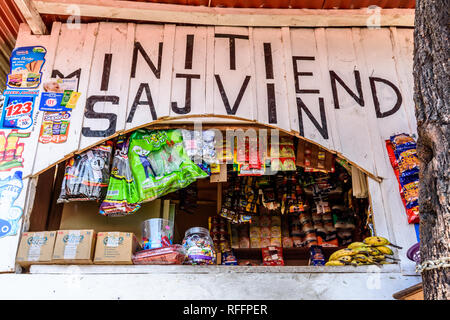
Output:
233 246 345 266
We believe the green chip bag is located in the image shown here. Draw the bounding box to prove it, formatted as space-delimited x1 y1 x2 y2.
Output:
99 135 141 217
128 129 208 202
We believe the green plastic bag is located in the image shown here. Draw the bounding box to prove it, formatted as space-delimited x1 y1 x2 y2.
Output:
128 129 208 202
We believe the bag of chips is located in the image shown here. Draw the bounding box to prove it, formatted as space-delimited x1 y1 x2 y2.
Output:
99 136 141 216
58 141 114 202
128 129 208 202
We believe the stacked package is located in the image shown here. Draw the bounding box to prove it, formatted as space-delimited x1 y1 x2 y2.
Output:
249 215 282 248
386 134 419 223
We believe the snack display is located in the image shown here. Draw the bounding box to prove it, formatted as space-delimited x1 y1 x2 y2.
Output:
58 141 114 202
182 227 216 265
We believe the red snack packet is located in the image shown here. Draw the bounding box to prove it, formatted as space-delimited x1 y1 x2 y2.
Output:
132 245 186 265
262 246 284 266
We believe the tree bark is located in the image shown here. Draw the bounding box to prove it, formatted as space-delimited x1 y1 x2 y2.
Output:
413 0 450 300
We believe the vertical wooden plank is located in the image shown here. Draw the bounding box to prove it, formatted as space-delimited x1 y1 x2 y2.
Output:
252 28 291 132
169 26 207 117
358 28 412 140
352 28 396 179
125 24 165 130
156 24 176 120
310 144 319 169
390 27 417 137
288 28 334 151
0 22 60 272
27 166 55 231
46 162 66 231
78 22 133 152
318 28 376 175
205 26 215 117
281 27 299 135
32 23 99 175
313 28 342 155
213 26 256 120
296 138 305 167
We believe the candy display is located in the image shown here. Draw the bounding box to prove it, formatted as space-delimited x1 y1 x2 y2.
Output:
128 129 208 203
182 227 216 265
58 141 114 202
132 244 186 265
386 134 419 224
99 136 141 216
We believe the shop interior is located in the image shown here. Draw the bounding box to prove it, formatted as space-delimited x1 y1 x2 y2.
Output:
22 122 376 268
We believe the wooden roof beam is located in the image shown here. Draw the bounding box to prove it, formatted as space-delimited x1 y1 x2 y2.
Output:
32 0 415 27
14 0 47 34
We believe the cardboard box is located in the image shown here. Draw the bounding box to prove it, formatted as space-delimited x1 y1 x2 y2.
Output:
52 229 96 264
16 231 57 267
94 232 140 265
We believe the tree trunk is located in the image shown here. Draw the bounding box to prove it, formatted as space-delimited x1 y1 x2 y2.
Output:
413 0 450 300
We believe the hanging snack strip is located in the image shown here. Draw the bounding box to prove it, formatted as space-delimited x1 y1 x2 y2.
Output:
58 141 114 202
386 134 419 224
219 175 258 223
270 136 296 172
99 136 141 217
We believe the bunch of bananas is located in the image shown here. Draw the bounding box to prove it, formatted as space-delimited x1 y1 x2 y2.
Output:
325 236 402 266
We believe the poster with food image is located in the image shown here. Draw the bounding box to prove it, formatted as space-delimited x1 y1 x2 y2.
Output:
38 111 71 144
7 46 46 89
0 90 39 130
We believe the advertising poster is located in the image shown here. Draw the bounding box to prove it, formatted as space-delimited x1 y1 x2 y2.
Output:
6 46 47 89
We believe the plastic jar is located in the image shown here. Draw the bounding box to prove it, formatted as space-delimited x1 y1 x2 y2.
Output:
182 227 216 265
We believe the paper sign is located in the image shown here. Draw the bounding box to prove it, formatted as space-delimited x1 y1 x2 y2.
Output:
7 46 46 89
0 171 23 238
0 90 39 130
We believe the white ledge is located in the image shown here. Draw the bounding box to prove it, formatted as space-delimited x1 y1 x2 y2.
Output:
29 264 402 274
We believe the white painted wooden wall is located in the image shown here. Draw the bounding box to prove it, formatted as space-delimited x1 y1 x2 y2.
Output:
0 23 418 274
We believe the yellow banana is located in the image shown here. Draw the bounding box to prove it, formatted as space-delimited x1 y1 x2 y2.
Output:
350 259 369 266
363 236 402 249
329 248 356 261
347 242 367 249
325 260 346 266
372 255 387 262
352 246 372 255
353 254 381 266
375 245 394 255
337 256 353 264
366 247 382 256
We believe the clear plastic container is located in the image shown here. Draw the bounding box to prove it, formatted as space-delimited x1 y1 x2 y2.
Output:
182 227 216 265
141 218 174 249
